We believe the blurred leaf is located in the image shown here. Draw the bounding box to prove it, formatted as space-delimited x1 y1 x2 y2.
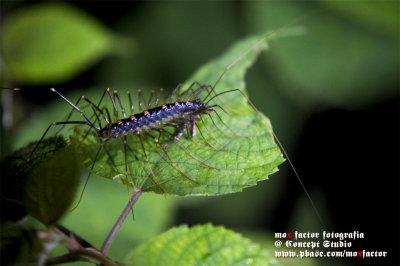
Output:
23 138 81 225
126 224 277 265
1 3 114 84
1 136 68 223
246 2 398 109
321 0 398 35
76 32 285 196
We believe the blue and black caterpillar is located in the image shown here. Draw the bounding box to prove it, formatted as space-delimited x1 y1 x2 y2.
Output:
97 99 212 140
48 83 220 144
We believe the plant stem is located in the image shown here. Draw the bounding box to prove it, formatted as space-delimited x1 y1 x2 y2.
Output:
101 188 143 254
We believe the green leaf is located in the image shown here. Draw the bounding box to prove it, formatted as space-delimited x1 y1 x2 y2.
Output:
1 136 68 223
126 224 277 266
321 0 398 35
1 3 113 84
75 32 285 196
23 138 81 225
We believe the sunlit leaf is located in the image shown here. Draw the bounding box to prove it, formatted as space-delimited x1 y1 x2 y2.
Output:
126 224 277 266
75 32 285 196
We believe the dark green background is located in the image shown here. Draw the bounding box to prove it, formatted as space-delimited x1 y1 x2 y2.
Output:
1 1 398 265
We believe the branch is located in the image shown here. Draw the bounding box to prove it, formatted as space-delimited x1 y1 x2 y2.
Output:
101 188 143 254
39 226 120 266
45 248 120 266
56 224 94 248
